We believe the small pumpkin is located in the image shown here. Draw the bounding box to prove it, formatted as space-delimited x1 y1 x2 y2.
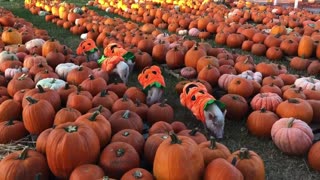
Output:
247 108 279 137
70 164 105 180
204 158 244 180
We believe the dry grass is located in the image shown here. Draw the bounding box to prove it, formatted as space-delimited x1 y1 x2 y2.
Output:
0 135 36 160
1 0 320 179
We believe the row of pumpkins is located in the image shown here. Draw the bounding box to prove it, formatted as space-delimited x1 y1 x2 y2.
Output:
88 0 320 61
0 2 319 180
25 0 320 76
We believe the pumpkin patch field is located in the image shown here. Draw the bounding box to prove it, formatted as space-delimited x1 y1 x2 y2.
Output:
1 0 320 179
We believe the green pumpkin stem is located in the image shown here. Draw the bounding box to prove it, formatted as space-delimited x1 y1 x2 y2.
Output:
77 86 82 94
288 118 295 128
18 148 29 160
89 111 100 121
122 110 130 119
64 83 70 89
288 98 299 104
116 148 125 157
209 136 217 149
260 108 267 113
169 132 182 144
102 176 110 180
37 85 45 93
97 105 103 113
5 119 14 126
122 94 129 101
26 96 38 104
100 89 107 97
133 170 143 178
64 125 78 133
51 78 56 83
239 148 250 159
122 131 130 137
189 127 199 136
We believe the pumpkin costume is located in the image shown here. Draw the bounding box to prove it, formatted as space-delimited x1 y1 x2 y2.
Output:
180 82 225 123
100 56 125 73
97 43 135 70
76 39 100 62
138 65 166 90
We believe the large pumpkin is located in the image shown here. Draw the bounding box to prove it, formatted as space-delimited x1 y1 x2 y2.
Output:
46 122 100 179
153 133 205 180
0 148 49 180
219 94 248 121
250 93 283 112
271 118 314 155
184 45 206 69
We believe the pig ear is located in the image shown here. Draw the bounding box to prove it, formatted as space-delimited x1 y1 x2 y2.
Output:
223 110 227 118
208 111 216 120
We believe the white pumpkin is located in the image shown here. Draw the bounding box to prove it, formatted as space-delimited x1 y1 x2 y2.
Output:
0 51 19 63
178 29 188 36
36 78 66 90
294 77 320 91
238 70 262 83
4 67 29 79
55 63 80 80
25 38 45 51
80 33 88 40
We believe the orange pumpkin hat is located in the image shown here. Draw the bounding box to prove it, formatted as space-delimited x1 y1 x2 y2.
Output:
180 82 225 123
76 38 98 55
100 56 124 73
138 65 166 90
103 43 128 57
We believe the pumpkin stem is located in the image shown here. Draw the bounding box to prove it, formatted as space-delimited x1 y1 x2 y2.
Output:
17 147 29 160
34 173 42 180
37 62 44 68
64 83 70 89
295 87 303 93
51 78 56 83
26 96 38 104
132 170 143 178
288 118 295 128
309 77 315 84
122 131 130 137
122 110 130 119
288 98 299 104
122 94 129 102
88 74 94 80
239 148 250 159
78 66 83 71
5 119 14 126
18 73 28 80
169 132 182 144
37 84 45 93
231 157 237 166
160 99 167 107
189 127 199 136
231 95 239 100
64 125 78 133
97 105 103 113
102 176 110 180
209 136 217 149
100 89 107 97
135 98 141 106
76 86 82 94
88 111 100 121
116 148 125 157
260 108 267 113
